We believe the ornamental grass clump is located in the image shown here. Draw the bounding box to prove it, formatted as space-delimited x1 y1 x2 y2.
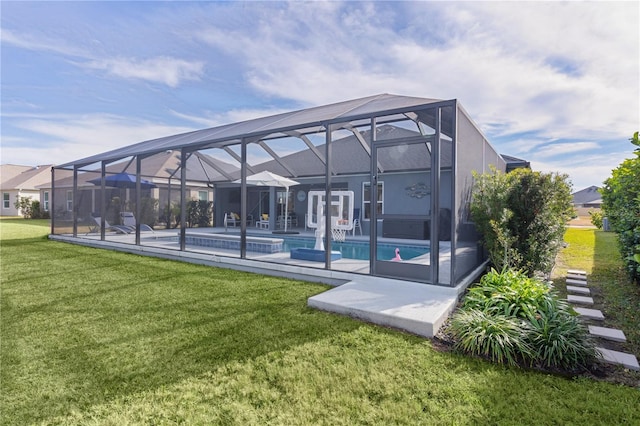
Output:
448 269 599 371
449 309 532 367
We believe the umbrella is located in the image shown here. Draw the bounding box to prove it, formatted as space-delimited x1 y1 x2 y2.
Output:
88 172 157 189
234 171 299 232
89 173 157 218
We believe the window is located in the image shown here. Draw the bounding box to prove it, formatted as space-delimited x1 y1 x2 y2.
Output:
198 190 208 201
66 190 73 211
2 193 9 209
43 191 50 211
362 181 384 220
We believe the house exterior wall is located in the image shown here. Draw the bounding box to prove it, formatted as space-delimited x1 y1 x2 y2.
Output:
0 189 41 216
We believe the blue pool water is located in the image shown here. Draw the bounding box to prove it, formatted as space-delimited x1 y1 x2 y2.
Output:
280 237 429 261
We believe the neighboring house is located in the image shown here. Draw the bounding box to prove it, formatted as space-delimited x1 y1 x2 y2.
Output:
0 164 53 216
572 186 602 216
501 154 531 172
39 150 237 224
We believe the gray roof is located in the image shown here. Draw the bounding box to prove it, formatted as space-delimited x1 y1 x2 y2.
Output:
58 94 446 169
572 185 602 205
46 150 238 188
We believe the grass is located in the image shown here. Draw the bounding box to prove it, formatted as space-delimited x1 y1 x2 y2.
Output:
554 227 640 375
1 219 639 424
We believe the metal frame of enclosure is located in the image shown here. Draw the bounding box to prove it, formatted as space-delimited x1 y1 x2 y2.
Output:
50 94 507 287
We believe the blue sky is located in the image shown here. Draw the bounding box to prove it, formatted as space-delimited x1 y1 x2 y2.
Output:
1 1 638 190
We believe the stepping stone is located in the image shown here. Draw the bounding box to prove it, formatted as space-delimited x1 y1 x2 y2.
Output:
596 347 640 371
567 273 587 281
568 269 587 276
589 326 627 342
567 278 588 286
567 295 594 305
574 307 605 320
566 285 590 295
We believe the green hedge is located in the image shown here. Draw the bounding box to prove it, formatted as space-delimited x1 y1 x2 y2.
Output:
601 132 640 284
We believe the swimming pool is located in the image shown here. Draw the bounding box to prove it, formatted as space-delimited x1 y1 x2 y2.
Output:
280 237 429 261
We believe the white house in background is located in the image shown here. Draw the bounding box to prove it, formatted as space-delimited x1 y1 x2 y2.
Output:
0 165 53 216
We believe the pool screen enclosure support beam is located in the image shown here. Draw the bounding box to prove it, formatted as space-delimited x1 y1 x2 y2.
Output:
100 162 106 240
430 107 441 284
324 124 333 269
180 148 187 251
240 139 247 258
369 117 377 273
73 166 78 237
135 156 142 246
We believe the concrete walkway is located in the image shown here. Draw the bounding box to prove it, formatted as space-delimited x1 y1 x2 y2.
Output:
308 278 462 338
565 270 639 371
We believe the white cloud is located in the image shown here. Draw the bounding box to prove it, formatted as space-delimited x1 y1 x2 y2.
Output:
531 142 601 159
0 27 86 57
82 56 204 88
193 1 638 144
2 113 197 166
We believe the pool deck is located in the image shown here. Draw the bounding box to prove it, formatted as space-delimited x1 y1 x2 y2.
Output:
51 226 480 338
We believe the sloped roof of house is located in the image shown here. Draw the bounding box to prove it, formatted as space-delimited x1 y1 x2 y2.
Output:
0 165 53 190
572 185 602 205
57 94 448 169
43 150 238 189
0 164 33 186
501 154 531 171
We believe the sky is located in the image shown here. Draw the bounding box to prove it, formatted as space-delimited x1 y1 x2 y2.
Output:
1 1 638 191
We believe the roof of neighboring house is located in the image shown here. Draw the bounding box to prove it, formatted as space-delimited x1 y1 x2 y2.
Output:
572 185 602 205
0 164 33 186
41 150 238 189
0 165 53 191
501 155 531 172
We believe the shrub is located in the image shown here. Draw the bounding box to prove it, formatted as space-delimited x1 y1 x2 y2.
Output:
187 200 213 228
601 131 640 283
449 309 532 367
589 210 604 229
449 269 599 371
462 269 551 319
14 196 43 219
471 167 573 277
526 299 598 370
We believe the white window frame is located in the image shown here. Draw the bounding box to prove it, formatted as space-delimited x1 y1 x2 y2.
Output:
198 190 208 202
43 191 50 211
362 181 384 220
2 193 10 209
66 190 73 212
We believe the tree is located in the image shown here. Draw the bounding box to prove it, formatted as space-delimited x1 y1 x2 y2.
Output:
471 167 573 277
14 196 34 219
601 132 640 283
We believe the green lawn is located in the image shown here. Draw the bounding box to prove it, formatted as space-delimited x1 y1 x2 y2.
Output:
1 219 639 425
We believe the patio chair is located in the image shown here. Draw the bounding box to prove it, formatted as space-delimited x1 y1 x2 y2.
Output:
88 213 132 234
352 208 362 236
121 211 155 232
224 212 241 228
256 213 269 229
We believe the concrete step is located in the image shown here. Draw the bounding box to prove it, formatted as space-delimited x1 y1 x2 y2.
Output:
567 278 588 286
596 347 640 371
574 307 605 320
308 279 458 338
568 269 587 276
566 285 590 295
589 326 627 342
567 294 594 305
567 273 587 281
